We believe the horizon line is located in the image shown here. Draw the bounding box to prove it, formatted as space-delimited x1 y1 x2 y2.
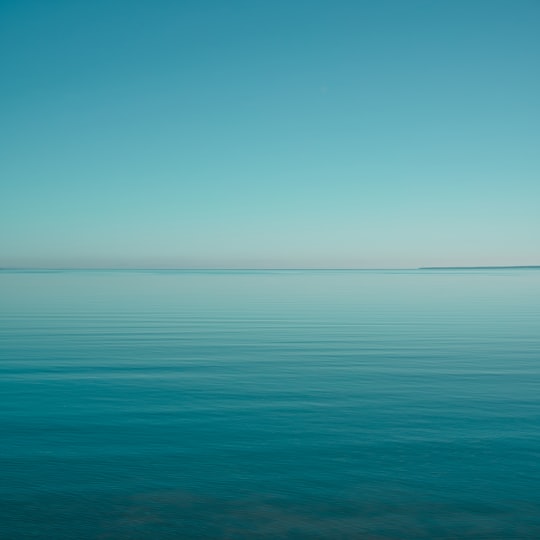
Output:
1 265 539 272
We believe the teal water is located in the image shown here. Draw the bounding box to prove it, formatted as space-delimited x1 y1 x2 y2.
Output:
1 269 539 539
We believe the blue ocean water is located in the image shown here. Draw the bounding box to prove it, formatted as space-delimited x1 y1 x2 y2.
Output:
1 269 539 539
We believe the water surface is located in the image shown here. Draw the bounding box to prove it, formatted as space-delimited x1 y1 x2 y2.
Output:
1 269 539 538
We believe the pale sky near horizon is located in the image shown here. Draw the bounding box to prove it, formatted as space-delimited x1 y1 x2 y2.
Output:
1 0 539 268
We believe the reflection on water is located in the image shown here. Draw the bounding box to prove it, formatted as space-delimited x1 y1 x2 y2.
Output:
1 270 540 539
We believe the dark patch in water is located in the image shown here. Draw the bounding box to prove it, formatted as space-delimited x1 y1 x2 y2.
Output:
2 490 540 539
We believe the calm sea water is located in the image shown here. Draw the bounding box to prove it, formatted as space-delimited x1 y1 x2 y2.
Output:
1 269 539 539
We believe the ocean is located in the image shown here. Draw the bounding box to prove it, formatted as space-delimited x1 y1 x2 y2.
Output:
1 269 539 539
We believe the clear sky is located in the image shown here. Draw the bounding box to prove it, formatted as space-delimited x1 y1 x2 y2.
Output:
1 0 539 268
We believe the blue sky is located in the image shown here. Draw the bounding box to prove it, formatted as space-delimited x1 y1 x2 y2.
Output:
1 0 539 268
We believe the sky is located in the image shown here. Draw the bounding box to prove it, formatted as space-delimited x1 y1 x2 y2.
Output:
1 0 539 268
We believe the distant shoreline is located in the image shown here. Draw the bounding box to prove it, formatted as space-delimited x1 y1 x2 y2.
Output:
419 266 540 270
